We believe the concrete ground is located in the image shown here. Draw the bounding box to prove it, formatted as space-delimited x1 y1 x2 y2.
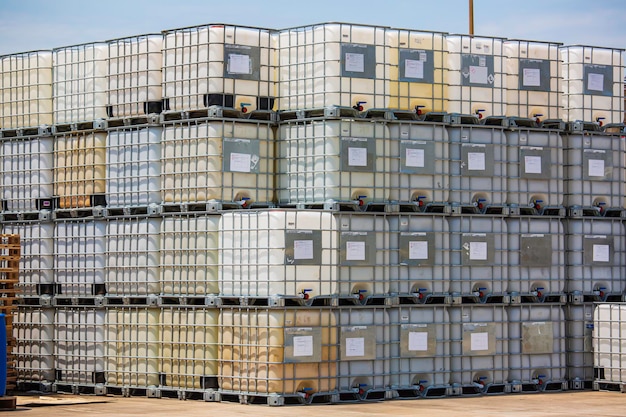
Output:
2 391 625 416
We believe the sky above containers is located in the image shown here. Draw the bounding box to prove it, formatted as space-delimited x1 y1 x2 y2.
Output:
0 0 625 56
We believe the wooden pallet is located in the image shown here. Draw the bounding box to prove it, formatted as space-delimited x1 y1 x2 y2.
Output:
0 235 20 394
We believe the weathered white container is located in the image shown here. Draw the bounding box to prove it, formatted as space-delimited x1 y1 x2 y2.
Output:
54 308 105 386
54 131 106 209
564 303 596 389
107 34 163 118
337 307 390 401
447 119 507 212
504 40 562 121
447 215 508 303
387 118 449 206
219 308 337 404
445 35 506 118
561 45 625 124
163 24 276 113
506 216 565 302
0 50 53 129
106 126 161 207
3 221 54 297
388 214 450 303
160 214 220 295
277 118 390 206
105 217 160 296
162 118 274 207
562 130 626 212
278 23 389 111
105 307 160 387
594 303 626 385
388 306 450 398
507 304 567 392
386 28 447 113
565 217 625 302
448 305 509 395
159 307 219 391
505 121 564 212
219 210 389 302
53 42 109 124
14 307 55 383
54 219 106 297
0 134 54 212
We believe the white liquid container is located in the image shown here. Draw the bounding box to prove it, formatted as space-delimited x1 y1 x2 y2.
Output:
562 130 626 212
160 214 220 295
388 214 450 303
160 307 219 390
105 307 160 387
505 122 564 212
219 210 389 302
106 126 161 207
0 50 53 129
162 118 274 206
565 217 625 302
506 216 565 302
504 40 562 121
560 45 624 124
277 118 390 206
106 217 161 296
445 35 506 118
448 305 509 395
54 219 106 297
3 221 54 296
53 42 109 124
55 308 105 385
594 303 626 384
387 118 449 206
163 24 276 113
507 304 567 392
14 307 55 382
54 131 106 209
447 215 508 303
278 23 389 112
386 28 447 113
107 34 163 118
564 303 595 389
0 135 54 212
219 308 337 401
337 307 390 401
447 120 507 211
388 306 450 398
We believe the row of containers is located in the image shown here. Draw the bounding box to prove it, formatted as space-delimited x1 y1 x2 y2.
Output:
5 210 626 305
1 115 626 216
16 302 604 404
0 23 624 130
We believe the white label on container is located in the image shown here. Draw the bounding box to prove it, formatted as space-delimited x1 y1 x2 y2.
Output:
468 152 486 171
228 54 251 75
471 332 489 351
230 152 251 172
524 155 542 174
593 244 610 262
469 241 488 260
409 240 428 260
470 65 488 84
405 59 424 79
294 240 314 260
293 335 313 357
346 337 365 357
346 241 366 261
408 331 428 351
479 56 486 66
345 53 365 73
406 148 425 167
523 68 541 87
588 159 605 177
348 147 368 167
587 73 605 92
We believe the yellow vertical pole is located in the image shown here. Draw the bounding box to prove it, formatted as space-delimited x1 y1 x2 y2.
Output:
469 0 475 35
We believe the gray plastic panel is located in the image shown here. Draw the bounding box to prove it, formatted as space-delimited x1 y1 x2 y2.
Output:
283 327 322 363
461 233 495 265
284 230 322 266
583 235 614 265
341 137 375 172
400 140 435 174
224 44 260 81
400 323 437 357
399 49 434 83
522 322 554 355
340 325 377 361
462 323 496 356
341 43 376 79
340 231 376 266
518 59 551 91
520 146 551 179
222 138 261 174
583 64 614 97
520 234 552 267
461 54 495 88
399 232 435 266
461 143 494 177
582 149 611 180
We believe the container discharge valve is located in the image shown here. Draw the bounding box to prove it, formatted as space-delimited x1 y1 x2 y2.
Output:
354 289 367 301
532 286 544 300
299 387 313 400
533 113 543 126
300 289 313 300
596 117 605 127
474 376 487 389
354 383 368 396
353 101 366 112
475 109 485 119
238 197 251 208
415 105 426 116
240 102 251 113
415 195 427 209
594 287 607 300
473 287 487 299
355 195 367 207
474 198 487 211
534 375 546 387
413 288 428 301
415 379 429 393
532 199 543 212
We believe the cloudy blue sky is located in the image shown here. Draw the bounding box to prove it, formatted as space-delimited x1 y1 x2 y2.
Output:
0 0 625 55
